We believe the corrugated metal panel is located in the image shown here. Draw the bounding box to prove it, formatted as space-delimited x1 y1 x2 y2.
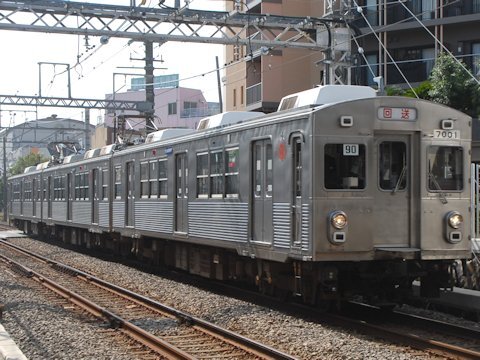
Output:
301 204 310 252
52 202 66 221
23 202 33 217
135 201 173 233
36 203 42 219
112 201 125 228
98 202 110 228
273 203 291 249
12 203 20 216
73 202 91 225
189 202 248 242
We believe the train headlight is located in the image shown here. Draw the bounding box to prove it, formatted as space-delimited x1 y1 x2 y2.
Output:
330 211 347 229
447 212 463 229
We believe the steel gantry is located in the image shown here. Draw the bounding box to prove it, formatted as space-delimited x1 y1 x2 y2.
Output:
0 0 330 50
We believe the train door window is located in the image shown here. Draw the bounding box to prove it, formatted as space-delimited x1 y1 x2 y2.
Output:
324 144 366 190
427 146 464 192
75 174 80 200
43 179 47 201
61 175 65 200
266 143 273 197
254 143 263 197
210 150 225 198
158 159 168 199
196 152 209 198
379 142 407 191
114 166 122 199
293 139 302 196
102 169 108 200
149 160 158 197
140 161 149 198
225 147 239 197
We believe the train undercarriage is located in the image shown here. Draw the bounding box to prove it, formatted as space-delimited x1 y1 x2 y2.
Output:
14 219 475 308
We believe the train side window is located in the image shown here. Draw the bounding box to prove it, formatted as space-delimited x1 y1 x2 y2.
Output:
225 147 239 197
158 159 168 199
324 144 366 190
427 146 463 192
196 152 209 198
140 161 149 198
210 150 225 198
102 169 108 200
114 166 122 199
149 160 158 197
379 142 407 191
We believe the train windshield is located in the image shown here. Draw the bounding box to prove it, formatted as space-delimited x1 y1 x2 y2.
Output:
324 144 366 190
427 146 463 192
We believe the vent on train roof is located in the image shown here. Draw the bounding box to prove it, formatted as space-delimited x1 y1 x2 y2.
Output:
278 85 377 111
197 111 265 130
145 128 196 144
24 166 37 173
35 161 50 170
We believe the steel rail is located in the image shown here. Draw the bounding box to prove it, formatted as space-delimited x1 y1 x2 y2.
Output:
0 239 297 360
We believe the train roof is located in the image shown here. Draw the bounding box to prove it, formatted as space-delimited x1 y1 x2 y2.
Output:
196 111 265 130
145 128 196 144
277 85 377 111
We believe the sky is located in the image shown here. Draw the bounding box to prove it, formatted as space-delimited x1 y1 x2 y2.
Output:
0 0 226 127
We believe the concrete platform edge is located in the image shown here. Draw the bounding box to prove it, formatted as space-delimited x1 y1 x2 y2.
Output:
0 323 28 360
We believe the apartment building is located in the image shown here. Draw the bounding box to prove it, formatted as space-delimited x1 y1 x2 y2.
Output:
353 0 480 87
224 0 325 112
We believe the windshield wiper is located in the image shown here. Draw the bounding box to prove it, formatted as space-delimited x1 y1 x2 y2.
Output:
392 165 407 194
428 171 448 204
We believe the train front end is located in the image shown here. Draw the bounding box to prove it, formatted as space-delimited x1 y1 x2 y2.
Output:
311 96 472 303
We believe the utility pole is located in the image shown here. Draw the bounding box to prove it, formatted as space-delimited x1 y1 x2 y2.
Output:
3 135 7 222
144 41 156 135
215 56 223 113
84 109 90 150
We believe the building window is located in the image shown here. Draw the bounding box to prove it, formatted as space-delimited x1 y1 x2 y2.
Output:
233 88 237 107
240 86 244 105
183 101 197 117
168 102 177 115
233 44 241 61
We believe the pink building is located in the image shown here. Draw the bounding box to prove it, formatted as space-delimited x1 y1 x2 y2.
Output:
104 86 220 131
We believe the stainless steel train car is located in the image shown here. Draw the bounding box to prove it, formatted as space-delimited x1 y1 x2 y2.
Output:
8 85 473 305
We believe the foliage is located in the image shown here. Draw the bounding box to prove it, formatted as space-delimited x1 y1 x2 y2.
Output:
428 53 480 117
8 152 49 176
385 81 432 100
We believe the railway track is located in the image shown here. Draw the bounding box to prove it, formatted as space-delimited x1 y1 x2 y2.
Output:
0 239 296 360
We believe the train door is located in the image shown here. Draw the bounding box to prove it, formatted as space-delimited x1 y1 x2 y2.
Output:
374 134 414 248
91 169 99 224
66 173 72 221
47 176 52 218
251 139 273 244
175 153 188 233
32 178 37 217
291 137 303 246
126 161 135 227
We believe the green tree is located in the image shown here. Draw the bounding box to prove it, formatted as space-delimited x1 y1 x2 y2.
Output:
428 53 480 117
8 152 49 176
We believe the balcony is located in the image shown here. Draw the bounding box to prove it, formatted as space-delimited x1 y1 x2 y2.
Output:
246 83 262 107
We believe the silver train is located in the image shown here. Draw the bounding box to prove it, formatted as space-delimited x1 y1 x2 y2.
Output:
8 85 472 305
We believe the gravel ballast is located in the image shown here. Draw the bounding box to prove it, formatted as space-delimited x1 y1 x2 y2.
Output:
2 236 475 359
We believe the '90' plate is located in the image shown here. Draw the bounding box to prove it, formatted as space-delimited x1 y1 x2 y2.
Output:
433 129 460 139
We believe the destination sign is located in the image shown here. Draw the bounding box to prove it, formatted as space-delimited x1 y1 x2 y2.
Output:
378 107 417 121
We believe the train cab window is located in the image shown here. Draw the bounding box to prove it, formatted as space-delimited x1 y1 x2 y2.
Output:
114 166 122 199
266 144 273 197
196 152 209 198
225 148 239 197
428 146 463 192
210 150 225 198
158 159 168 198
140 161 149 198
324 144 366 190
379 142 407 191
